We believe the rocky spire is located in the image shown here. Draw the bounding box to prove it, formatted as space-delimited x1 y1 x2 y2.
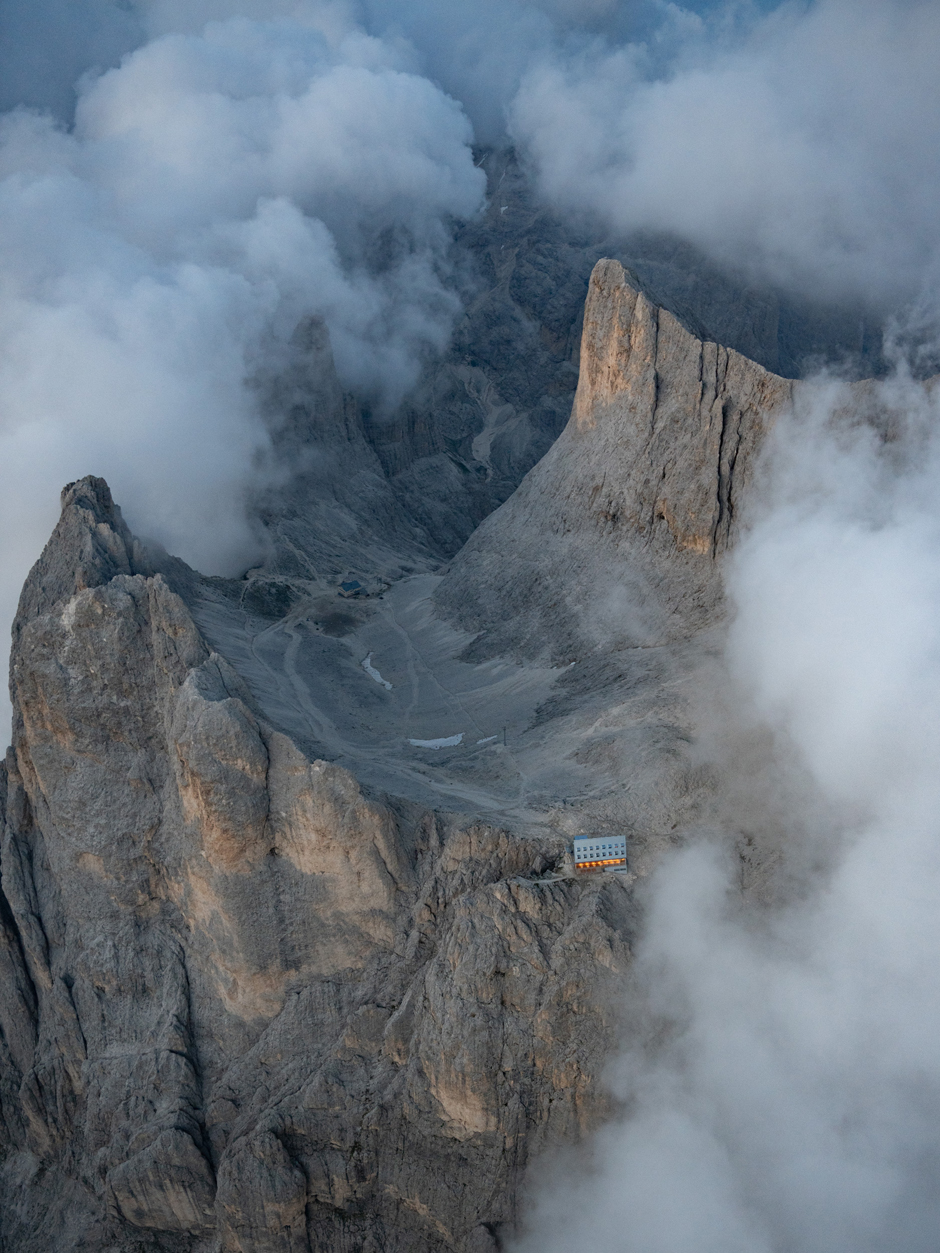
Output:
12 477 144 643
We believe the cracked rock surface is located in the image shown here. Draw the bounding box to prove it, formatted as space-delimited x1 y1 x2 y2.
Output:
0 479 635 1252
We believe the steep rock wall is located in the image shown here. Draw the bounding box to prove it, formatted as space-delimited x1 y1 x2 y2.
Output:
0 260 832 1252
436 259 795 661
366 148 884 563
0 480 633 1252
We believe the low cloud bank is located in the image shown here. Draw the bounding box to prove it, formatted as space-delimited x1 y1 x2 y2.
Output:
512 0 940 314
514 374 940 1253
0 7 483 732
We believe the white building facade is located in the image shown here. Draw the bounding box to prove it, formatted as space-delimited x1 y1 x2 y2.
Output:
573 834 627 871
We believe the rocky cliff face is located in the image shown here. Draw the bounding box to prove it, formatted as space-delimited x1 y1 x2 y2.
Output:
0 257 812 1251
247 150 886 594
0 479 634 1252
436 259 794 662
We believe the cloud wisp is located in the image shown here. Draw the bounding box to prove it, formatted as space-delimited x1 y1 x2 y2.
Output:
512 0 940 316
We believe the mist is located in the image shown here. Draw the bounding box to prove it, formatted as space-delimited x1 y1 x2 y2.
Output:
512 0 940 315
0 2 484 732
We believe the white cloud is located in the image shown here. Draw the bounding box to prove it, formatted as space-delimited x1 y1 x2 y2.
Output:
511 0 940 311
0 10 483 739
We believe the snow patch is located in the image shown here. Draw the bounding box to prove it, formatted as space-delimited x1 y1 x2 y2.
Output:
362 654 392 690
476 735 497 745
408 733 464 750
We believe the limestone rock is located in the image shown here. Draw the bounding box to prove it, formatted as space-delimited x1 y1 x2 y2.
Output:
0 479 632 1251
251 316 441 587
252 150 884 591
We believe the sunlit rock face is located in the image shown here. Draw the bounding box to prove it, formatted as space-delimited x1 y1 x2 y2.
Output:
0 478 633 1252
262 149 882 590
436 259 795 664
0 250 821 1251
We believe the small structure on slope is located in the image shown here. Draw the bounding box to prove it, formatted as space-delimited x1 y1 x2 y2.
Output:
573 834 627 872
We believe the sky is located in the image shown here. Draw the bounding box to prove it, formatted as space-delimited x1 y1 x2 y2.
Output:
3 6 940 1248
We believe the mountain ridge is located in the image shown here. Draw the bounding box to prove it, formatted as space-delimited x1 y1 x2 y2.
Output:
0 256 875 1250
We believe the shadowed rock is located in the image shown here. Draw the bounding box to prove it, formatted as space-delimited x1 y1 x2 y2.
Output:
0 478 634 1251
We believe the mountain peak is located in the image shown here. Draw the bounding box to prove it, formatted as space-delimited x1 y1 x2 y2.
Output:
12 475 144 647
436 259 795 662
